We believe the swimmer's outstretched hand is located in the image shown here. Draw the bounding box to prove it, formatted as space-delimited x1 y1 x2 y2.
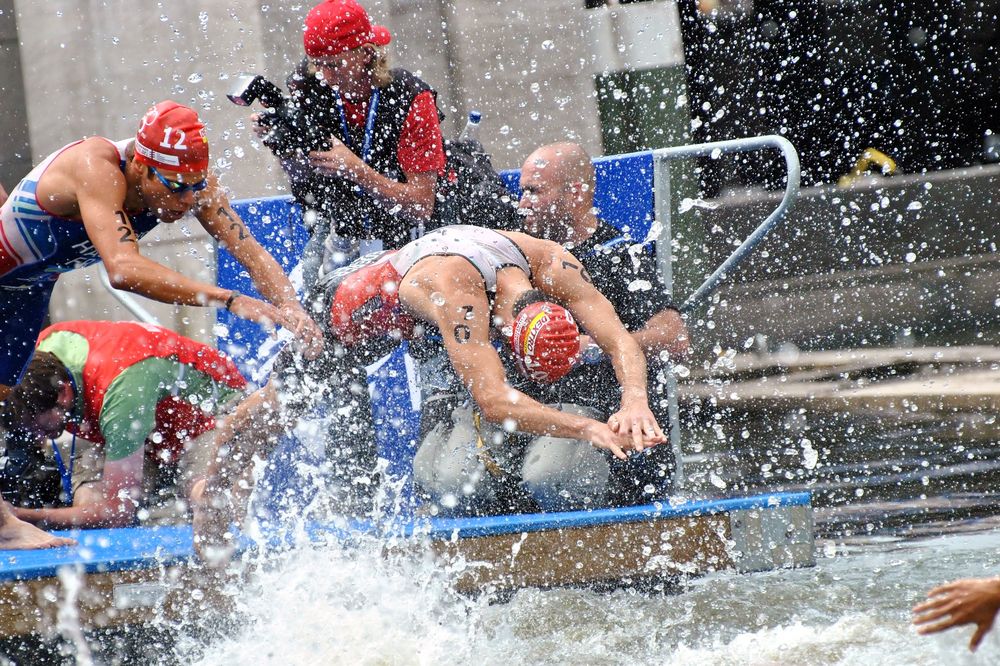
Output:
582 422 631 461
607 401 666 453
227 295 323 359
913 577 1000 651
190 478 238 568
276 301 324 359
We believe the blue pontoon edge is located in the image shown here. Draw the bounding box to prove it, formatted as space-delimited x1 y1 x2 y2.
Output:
0 491 811 582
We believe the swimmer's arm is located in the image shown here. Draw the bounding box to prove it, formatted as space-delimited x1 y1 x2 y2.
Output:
534 246 665 448
195 177 299 307
536 247 649 402
74 157 235 307
430 288 628 458
195 177 323 354
198 383 286 527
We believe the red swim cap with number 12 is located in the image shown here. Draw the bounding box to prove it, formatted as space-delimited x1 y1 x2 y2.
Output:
134 101 210 173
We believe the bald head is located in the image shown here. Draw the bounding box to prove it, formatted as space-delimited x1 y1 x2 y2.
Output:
518 142 597 244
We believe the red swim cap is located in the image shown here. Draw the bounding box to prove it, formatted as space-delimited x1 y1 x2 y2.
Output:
134 101 210 173
509 301 581 384
304 0 391 58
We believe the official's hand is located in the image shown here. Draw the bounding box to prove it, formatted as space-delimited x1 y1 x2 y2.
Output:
913 577 1000 651
607 401 666 452
582 421 632 461
309 137 364 180
276 301 325 359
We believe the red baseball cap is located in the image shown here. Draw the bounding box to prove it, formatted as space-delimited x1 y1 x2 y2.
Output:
304 0 392 58
134 101 210 173
510 301 581 384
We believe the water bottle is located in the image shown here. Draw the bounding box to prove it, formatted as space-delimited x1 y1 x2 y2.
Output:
984 130 1000 163
457 111 486 156
458 110 482 142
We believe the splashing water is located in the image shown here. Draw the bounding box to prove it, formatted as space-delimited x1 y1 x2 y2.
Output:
182 537 482 665
158 524 1000 665
57 565 94 666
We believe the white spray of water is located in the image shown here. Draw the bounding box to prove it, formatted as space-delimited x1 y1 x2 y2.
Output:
187 537 483 665
56 564 94 666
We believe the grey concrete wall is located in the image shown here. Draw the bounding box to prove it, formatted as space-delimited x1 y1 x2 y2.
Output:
0 0 31 190
10 0 681 343
680 165 1000 351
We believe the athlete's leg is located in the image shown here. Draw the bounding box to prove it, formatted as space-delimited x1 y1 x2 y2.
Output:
0 281 55 385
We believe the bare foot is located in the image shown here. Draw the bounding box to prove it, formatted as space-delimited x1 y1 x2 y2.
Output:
0 515 76 550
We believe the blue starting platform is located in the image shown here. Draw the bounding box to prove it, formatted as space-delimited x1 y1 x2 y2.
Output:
0 491 813 637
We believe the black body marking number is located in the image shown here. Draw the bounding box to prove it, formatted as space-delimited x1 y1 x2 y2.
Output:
220 208 248 240
561 259 592 283
115 211 136 243
453 305 474 343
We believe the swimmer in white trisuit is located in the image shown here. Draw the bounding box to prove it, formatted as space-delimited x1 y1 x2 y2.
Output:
193 225 666 557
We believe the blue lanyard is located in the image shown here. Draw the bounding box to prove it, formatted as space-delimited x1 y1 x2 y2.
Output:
335 88 380 164
335 88 381 235
50 432 76 503
50 369 80 503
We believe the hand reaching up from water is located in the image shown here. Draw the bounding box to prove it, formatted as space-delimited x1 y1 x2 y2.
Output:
913 576 1000 651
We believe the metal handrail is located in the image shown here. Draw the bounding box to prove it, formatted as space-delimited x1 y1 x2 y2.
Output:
98 265 159 324
651 135 801 314
652 135 800 492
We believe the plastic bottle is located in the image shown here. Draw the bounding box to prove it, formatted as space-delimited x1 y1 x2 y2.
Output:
457 110 482 143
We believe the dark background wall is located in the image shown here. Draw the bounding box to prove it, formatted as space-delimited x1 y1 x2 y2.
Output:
676 0 1000 193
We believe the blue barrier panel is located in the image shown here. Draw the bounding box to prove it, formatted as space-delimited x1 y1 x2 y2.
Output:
219 196 308 377
218 150 657 515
